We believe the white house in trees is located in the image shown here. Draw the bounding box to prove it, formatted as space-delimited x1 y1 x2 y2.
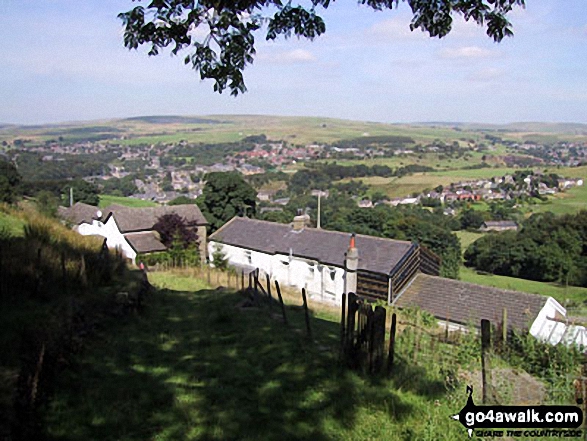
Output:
208 214 440 305
59 202 208 264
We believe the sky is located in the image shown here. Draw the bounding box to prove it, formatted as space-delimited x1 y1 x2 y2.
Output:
1 0 586 125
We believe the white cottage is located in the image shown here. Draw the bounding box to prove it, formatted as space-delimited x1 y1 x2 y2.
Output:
208 214 440 305
59 202 208 264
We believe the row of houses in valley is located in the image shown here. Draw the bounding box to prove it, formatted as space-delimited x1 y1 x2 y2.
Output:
59 203 585 347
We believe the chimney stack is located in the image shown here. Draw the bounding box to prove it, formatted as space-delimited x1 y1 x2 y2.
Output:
344 233 359 295
292 209 311 231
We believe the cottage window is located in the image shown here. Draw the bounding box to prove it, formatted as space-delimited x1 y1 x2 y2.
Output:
329 267 336 282
307 263 315 274
245 250 252 264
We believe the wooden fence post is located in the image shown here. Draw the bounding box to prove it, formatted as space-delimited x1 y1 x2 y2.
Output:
241 270 244 292
266 274 273 311
346 293 357 362
502 308 508 347
340 293 346 359
372 306 386 373
301 288 312 340
387 313 397 375
207 265 211 285
275 281 288 325
413 309 421 363
481 319 491 404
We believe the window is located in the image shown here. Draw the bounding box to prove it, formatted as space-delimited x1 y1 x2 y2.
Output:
329 267 336 282
245 250 252 264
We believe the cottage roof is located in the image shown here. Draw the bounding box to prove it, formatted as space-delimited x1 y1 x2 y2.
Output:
394 274 547 331
58 202 100 225
104 204 207 233
209 217 413 275
483 220 518 228
124 232 167 254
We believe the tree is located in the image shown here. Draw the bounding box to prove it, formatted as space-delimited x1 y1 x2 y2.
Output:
61 179 100 206
153 213 198 249
168 195 197 206
119 0 525 95
0 158 22 204
200 172 257 232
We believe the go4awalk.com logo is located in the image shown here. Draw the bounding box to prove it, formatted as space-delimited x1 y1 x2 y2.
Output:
451 386 584 438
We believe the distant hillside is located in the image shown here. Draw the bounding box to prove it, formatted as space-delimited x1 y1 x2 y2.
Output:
417 121 587 135
2 115 587 146
123 115 225 125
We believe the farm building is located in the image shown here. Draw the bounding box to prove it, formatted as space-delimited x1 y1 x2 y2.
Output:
208 214 440 305
59 202 208 264
210 214 586 346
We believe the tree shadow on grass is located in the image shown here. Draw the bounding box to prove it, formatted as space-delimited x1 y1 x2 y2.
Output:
43 287 417 441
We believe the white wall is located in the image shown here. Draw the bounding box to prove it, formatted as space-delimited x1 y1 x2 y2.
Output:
76 217 137 263
209 241 345 305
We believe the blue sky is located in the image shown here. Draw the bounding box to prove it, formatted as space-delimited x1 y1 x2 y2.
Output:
1 0 586 125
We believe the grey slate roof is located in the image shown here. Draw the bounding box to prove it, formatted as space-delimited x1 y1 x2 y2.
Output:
209 217 413 275
124 232 167 254
58 202 100 225
104 204 207 233
394 273 547 331
483 220 518 228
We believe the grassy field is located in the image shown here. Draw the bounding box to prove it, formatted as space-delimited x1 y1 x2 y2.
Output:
42 271 477 441
455 231 486 254
459 266 587 310
525 184 587 216
99 195 159 208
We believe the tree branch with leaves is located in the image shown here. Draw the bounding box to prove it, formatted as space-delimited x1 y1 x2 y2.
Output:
119 0 525 95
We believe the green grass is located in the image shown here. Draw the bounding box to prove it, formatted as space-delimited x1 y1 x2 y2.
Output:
0 211 25 237
459 266 587 309
42 272 477 441
99 195 159 208
455 231 486 255
525 184 587 216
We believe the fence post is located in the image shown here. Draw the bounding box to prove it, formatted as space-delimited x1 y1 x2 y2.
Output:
301 288 312 340
481 319 491 404
413 309 421 363
502 308 508 347
346 293 357 362
207 265 211 285
275 281 288 325
387 313 397 375
241 270 244 291
340 293 346 359
266 274 273 311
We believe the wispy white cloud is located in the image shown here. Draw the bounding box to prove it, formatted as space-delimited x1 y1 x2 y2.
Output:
258 49 317 64
438 46 496 59
367 18 427 41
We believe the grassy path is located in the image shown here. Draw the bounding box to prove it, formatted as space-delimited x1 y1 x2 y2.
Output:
43 274 466 441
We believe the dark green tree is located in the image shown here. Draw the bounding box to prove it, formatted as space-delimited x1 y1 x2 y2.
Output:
168 195 197 206
200 172 257 232
0 158 22 204
119 0 524 95
61 179 100 206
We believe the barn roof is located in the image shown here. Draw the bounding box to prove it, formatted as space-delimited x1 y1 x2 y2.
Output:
209 217 414 275
58 202 100 225
124 232 167 254
104 204 208 233
394 273 547 331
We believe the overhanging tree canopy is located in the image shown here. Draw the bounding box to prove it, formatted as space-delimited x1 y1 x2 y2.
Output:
119 0 525 95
